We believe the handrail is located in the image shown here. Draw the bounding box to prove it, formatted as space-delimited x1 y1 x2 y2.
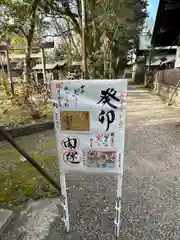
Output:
0 127 62 195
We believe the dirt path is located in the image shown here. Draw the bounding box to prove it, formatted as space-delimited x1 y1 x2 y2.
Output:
2 85 180 240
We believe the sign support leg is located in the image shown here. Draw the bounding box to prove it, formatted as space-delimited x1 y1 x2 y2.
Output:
115 150 124 238
52 103 70 233
115 174 122 238
60 172 70 232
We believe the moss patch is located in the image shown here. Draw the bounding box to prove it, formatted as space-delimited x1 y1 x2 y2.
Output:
42 140 56 150
0 146 59 208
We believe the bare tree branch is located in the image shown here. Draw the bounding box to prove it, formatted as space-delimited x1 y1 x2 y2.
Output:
41 28 74 38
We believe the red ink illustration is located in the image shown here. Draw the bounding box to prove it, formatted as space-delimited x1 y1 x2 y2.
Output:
56 83 61 89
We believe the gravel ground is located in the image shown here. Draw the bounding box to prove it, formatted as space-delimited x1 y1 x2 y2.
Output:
2 85 180 240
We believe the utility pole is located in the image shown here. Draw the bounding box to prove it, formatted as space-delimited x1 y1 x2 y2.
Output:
81 0 88 79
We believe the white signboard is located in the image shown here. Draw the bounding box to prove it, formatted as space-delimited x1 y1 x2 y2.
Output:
51 79 127 174
51 79 127 237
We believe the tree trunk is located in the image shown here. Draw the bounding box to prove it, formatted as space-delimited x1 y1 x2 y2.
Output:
24 43 31 82
24 0 40 82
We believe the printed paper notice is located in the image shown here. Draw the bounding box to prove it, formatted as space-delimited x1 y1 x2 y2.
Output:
60 111 90 132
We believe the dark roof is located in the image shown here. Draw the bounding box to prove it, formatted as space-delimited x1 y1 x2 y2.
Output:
146 54 175 66
33 60 67 70
152 0 180 47
33 63 58 70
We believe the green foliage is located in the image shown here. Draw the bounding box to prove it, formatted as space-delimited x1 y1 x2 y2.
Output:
0 71 10 96
0 0 148 79
42 0 148 78
0 0 42 81
0 0 42 37
9 34 26 54
85 0 148 77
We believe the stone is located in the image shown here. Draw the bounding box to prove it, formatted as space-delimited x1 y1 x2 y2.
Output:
0 209 14 237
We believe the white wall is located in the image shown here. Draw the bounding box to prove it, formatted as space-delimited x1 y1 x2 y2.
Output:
175 47 180 68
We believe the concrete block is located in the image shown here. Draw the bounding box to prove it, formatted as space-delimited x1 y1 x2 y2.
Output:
0 121 54 142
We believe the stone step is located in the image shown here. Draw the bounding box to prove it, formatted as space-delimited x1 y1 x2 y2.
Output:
0 198 62 240
0 209 15 237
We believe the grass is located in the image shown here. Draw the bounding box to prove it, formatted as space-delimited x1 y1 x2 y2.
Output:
0 81 58 208
0 143 59 208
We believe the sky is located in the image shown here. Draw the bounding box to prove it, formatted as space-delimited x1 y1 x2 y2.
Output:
148 0 159 20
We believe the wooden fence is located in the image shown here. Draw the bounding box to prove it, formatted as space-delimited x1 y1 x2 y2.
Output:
155 69 180 86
